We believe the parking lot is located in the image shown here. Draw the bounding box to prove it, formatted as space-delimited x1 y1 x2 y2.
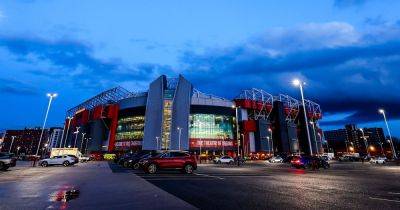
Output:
132 161 400 209
1 160 400 209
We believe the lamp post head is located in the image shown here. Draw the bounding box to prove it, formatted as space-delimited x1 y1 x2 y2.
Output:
47 93 58 98
379 109 385 114
292 79 300 86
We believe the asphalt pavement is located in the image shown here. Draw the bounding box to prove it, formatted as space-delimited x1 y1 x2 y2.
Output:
134 161 400 210
0 161 196 210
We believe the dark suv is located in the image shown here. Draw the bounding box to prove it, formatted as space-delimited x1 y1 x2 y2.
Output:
291 156 330 169
141 151 197 174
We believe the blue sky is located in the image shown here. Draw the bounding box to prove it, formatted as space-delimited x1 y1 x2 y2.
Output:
1 0 400 136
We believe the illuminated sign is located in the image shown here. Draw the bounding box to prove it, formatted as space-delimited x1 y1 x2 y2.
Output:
115 141 142 147
190 139 235 148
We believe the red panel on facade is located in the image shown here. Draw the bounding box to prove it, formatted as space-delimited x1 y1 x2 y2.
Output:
234 99 253 109
107 104 119 152
242 120 257 132
284 107 290 116
81 110 89 125
92 106 103 120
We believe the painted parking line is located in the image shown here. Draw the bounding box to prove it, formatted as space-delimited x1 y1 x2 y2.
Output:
193 173 225 180
369 197 400 203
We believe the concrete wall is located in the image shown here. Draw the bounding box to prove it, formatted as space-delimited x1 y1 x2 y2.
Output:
170 75 193 150
142 76 165 150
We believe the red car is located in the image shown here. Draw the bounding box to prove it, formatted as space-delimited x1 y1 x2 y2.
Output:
89 152 104 161
141 151 197 174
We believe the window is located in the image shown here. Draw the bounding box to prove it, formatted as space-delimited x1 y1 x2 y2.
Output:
116 116 145 142
189 114 234 140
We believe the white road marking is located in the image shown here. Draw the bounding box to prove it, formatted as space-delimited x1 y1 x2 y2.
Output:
193 173 225 180
369 197 400 203
388 192 400 195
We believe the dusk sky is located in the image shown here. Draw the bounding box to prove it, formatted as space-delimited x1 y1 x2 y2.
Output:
1 0 400 136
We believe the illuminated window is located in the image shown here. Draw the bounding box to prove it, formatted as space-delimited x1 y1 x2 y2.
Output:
116 116 145 141
189 114 234 140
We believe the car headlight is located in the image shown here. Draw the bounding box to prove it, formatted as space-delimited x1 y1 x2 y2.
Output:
128 160 133 163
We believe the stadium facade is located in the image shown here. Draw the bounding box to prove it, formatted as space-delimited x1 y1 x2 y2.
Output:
63 75 323 157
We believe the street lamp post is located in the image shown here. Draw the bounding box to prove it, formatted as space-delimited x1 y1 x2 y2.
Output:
379 109 397 159
266 136 271 155
293 79 313 156
233 105 241 166
80 132 86 151
60 117 74 147
156 136 159 150
310 121 319 155
85 137 91 155
359 128 370 156
36 93 57 156
177 127 182 151
8 136 15 153
73 127 80 148
268 128 274 156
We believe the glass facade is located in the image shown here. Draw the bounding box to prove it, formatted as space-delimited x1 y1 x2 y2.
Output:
116 116 145 149
189 114 234 140
161 90 174 149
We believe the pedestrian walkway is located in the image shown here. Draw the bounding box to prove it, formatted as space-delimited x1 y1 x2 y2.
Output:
0 161 197 210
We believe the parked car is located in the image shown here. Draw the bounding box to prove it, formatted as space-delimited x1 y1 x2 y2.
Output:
339 155 360 162
369 156 387 164
141 151 197 174
269 156 284 163
65 155 79 164
0 152 17 171
213 156 234 164
90 152 104 161
104 153 117 160
136 152 163 169
291 156 330 169
119 153 139 167
79 156 90 163
38 155 77 167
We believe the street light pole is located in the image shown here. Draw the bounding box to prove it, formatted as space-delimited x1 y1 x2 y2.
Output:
268 128 274 156
36 93 57 156
177 127 182 151
359 129 370 156
234 105 241 166
60 117 73 147
266 136 271 155
8 136 15 153
80 133 86 151
156 136 159 150
379 109 397 159
293 79 313 156
73 127 80 148
310 121 319 155
63 117 73 148
85 137 91 155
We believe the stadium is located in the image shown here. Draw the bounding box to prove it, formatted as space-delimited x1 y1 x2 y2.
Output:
63 75 323 158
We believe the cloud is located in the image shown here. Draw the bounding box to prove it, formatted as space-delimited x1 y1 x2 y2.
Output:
334 0 369 8
179 22 400 125
1 21 400 127
0 78 38 95
0 36 171 91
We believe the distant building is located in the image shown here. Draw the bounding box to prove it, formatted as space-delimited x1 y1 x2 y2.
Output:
324 124 389 155
0 127 49 155
49 127 63 149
